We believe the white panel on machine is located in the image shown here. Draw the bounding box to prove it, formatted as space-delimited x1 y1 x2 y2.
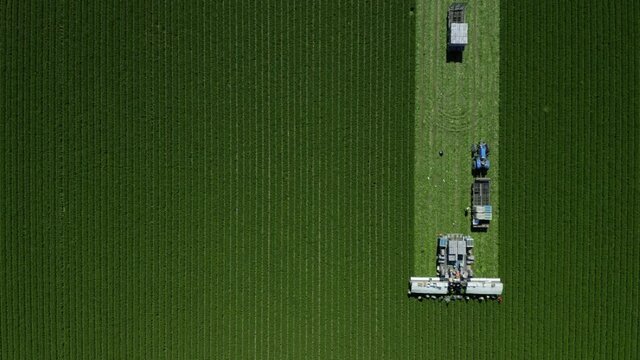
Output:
465 279 503 295
450 23 468 45
409 277 449 295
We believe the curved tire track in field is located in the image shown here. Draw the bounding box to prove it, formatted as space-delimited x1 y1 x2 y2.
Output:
434 88 472 132
433 66 473 133
433 85 474 132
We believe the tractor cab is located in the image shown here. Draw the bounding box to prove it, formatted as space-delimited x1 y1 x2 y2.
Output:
471 141 490 173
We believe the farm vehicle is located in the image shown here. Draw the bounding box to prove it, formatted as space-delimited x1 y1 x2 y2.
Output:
471 141 490 174
447 3 468 52
471 178 492 230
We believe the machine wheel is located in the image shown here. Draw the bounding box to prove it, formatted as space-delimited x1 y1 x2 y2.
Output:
471 144 477 155
485 143 490 154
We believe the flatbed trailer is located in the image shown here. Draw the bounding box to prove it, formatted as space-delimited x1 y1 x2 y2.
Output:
447 3 468 51
471 178 492 229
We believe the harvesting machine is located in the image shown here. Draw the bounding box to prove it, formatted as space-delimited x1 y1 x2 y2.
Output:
408 234 503 301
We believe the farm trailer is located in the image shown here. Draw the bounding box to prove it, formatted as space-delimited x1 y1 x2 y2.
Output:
471 178 492 230
447 3 468 52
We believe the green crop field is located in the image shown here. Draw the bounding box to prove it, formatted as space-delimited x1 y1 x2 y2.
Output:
0 0 638 359
499 0 639 357
0 1 416 358
413 0 500 277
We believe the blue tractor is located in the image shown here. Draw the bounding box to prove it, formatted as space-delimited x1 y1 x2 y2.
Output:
471 142 490 173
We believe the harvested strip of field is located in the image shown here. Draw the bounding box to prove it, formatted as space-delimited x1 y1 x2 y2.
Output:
414 0 500 276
